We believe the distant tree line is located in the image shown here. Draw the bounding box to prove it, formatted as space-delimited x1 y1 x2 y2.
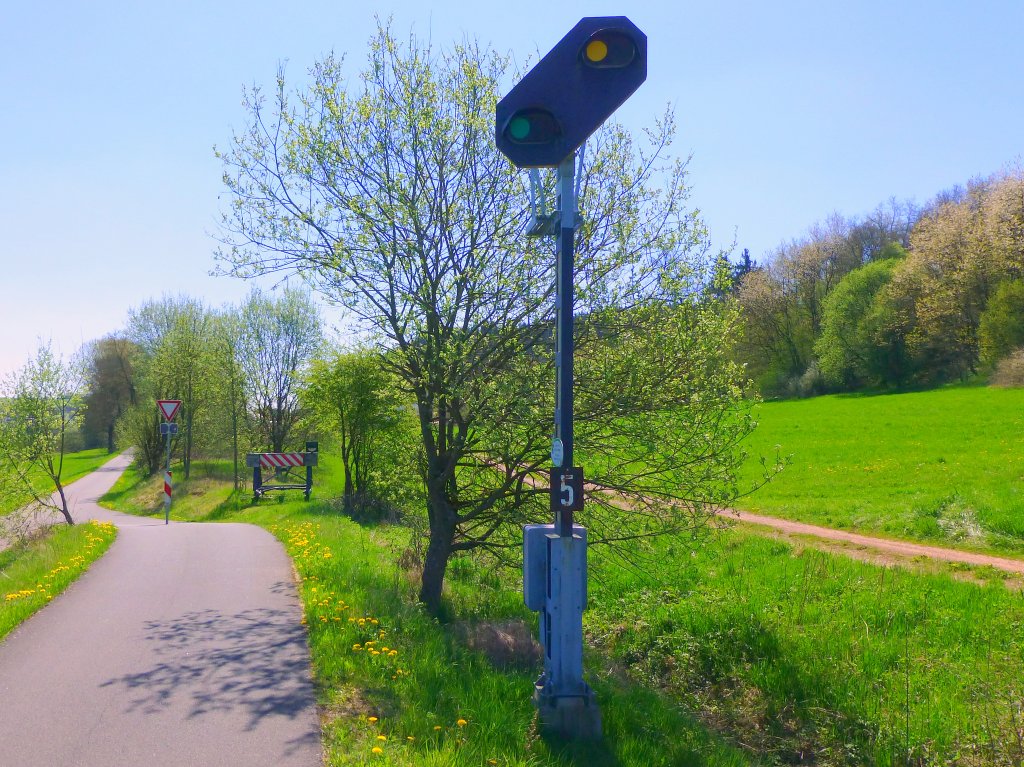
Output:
81 288 322 486
735 169 1024 395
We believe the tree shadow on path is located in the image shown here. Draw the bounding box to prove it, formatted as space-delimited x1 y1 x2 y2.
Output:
100 604 318 756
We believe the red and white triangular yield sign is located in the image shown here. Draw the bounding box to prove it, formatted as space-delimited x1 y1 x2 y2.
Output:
157 399 182 421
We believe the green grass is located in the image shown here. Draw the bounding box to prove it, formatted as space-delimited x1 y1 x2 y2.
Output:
587 533 1024 765
99 458 242 521
103 455 1024 765
738 386 1024 553
268 513 749 766
0 448 122 517
103 456 752 766
0 520 117 639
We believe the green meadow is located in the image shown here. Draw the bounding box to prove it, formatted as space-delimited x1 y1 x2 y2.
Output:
0 448 121 517
738 386 1024 553
101 427 1024 765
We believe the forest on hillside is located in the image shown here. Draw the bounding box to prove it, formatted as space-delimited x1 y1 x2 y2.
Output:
734 168 1024 397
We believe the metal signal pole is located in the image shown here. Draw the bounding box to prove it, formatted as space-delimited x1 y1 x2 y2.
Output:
496 16 646 742
554 155 575 514
528 152 600 739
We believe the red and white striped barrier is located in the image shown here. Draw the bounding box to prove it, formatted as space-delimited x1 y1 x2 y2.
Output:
258 452 307 469
246 450 318 500
245 452 318 469
164 471 172 503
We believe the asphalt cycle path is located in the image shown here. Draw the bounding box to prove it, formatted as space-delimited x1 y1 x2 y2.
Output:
0 453 321 767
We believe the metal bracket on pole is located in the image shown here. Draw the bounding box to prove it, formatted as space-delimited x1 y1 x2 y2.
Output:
527 169 559 237
573 142 585 208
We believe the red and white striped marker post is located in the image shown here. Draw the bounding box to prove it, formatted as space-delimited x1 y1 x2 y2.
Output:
164 471 172 523
157 399 182 526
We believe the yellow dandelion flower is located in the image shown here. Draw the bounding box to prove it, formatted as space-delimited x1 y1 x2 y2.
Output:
456 719 467 727
371 746 383 754
407 736 415 741
433 725 442 731
376 735 387 741
388 650 398 657
368 716 378 723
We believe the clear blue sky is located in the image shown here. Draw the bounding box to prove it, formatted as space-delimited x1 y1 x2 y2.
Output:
2 0 1021 376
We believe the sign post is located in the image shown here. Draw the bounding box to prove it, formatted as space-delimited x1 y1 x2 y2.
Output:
157 400 182 525
497 16 647 740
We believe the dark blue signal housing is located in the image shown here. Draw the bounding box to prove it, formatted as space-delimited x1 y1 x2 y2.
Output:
496 16 647 168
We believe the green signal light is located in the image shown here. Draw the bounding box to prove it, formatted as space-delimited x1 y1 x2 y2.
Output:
503 108 561 145
509 116 532 141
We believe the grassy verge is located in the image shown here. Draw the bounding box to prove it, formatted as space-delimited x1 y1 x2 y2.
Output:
588 533 1024 764
737 386 1024 554
99 459 242 521
0 520 117 640
269 512 748 766
0 448 123 517
104 457 1024 765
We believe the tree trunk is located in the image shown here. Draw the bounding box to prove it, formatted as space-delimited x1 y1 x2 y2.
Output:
56 482 74 526
184 410 193 479
418 491 456 614
231 393 239 492
106 423 115 454
343 464 354 514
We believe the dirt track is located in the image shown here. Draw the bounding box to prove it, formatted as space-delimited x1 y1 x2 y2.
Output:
723 507 1024 574
530 468 1024 576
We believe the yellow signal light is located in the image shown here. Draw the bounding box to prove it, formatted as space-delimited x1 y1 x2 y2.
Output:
580 30 636 69
585 40 608 63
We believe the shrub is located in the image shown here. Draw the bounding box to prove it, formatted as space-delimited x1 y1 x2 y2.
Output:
783 362 826 398
979 280 1024 365
991 347 1024 387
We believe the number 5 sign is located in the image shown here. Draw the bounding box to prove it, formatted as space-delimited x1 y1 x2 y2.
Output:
550 467 584 512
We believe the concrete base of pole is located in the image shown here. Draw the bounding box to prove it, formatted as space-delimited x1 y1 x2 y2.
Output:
534 684 602 741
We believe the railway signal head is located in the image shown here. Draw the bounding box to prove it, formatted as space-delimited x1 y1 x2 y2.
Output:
496 16 647 168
